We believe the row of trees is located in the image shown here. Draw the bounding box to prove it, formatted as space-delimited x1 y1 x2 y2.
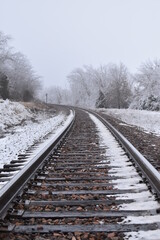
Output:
0 31 41 101
68 63 132 109
1 31 160 110
48 60 160 111
130 60 160 110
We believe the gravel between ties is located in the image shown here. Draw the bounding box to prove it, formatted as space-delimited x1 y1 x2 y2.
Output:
97 111 160 172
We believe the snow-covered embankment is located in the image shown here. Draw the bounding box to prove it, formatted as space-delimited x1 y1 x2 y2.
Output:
0 100 72 181
97 108 160 136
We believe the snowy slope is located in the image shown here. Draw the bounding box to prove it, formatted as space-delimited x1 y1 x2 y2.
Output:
0 99 32 132
97 108 160 136
0 100 71 171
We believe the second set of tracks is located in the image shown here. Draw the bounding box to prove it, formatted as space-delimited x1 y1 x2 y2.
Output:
0 108 160 239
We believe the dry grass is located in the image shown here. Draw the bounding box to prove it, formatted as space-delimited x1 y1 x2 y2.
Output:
20 101 48 111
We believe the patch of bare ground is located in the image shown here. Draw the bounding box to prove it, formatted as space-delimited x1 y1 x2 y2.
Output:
20 102 70 116
98 111 160 172
20 101 54 113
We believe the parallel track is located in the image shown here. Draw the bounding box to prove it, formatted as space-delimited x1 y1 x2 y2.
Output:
0 108 159 239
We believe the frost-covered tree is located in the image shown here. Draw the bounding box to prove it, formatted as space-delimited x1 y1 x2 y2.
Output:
42 86 70 105
0 31 41 101
0 31 12 66
130 60 160 110
90 65 111 108
0 72 9 99
67 63 132 108
96 90 106 108
0 32 12 100
68 66 99 107
106 63 132 108
7 52 42 101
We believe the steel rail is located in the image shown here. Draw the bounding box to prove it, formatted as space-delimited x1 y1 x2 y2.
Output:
87 110 160 197
0 109 75 218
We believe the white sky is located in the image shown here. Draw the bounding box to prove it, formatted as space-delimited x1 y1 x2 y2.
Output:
0 0 160 88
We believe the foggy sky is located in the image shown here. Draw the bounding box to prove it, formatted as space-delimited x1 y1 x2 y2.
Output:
0 0 160 88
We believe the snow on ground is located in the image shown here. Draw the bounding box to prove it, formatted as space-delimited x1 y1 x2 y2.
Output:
89 113 160 240
97 108 160 136
0 113 66 168
124 230 160 240
0 100 73 185
0 99 32 131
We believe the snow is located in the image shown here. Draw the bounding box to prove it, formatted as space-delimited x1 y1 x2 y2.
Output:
89 113 160 239
122 215 160 224
0 115 66 167
0 110 74 196
124 230 160 240
0 99 32 131
97 108 160 136
0 100 74 189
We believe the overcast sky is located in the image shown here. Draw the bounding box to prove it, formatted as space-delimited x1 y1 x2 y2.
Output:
0 0 160 88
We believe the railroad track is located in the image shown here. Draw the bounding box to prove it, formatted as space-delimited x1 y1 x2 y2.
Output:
0 108 159 239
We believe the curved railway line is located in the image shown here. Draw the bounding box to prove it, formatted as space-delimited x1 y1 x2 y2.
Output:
0 107 159 239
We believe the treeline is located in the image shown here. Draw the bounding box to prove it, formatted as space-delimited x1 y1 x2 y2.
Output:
0 31 41 101
47 61 160 111
1 31 160 111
